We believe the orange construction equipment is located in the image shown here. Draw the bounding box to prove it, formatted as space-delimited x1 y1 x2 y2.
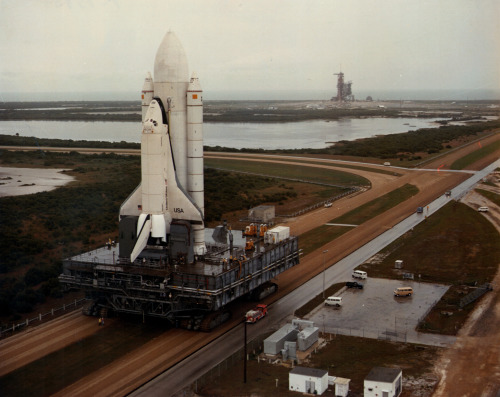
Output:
245 240 255 251
244 224 257 237
259 224 268 237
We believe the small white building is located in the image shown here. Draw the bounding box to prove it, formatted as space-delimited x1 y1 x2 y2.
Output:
364 367 402 397
334 377 351 397
289 366 328 395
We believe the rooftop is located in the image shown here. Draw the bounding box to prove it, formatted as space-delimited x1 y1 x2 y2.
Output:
290 366 328 378
365 367 402 383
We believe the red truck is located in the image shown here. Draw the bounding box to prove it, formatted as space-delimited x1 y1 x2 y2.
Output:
245 304 268 323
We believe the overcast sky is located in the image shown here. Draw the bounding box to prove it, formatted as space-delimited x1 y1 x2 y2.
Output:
1 0 499 100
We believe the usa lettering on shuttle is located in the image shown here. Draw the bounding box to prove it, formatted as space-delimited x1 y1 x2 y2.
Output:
174 208 184 213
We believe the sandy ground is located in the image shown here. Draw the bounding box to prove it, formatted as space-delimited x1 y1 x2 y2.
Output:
1 132 499 396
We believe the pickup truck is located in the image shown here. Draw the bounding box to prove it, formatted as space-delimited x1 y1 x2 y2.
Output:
245 304 268 323
346 281 364 289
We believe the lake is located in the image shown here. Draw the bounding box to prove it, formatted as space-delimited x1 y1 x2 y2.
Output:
0 117 443 150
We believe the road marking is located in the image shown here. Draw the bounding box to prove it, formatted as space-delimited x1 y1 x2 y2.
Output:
325 223 358 227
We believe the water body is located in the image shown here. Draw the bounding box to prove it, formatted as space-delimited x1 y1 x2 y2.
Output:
0 167 74 197
0 117 442 150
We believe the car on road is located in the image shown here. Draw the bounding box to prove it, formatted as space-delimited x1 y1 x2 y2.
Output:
416 207 424 214
478 206 489 212
346 281 364 289
245 304 268 323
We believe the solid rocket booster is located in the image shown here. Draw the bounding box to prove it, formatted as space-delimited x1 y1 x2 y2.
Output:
187 72 205 253
120 31 206 262
141 72 154 122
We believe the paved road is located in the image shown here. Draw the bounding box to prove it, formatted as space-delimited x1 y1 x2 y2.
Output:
132 159 500 396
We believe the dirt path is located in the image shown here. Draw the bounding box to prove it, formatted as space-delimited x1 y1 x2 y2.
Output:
432 180 500 397
0 310 100 376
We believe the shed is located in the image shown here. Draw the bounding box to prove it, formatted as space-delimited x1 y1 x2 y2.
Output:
364 367 402 397
248 205 275 223
263 324 298 355
289 366 328 395
297 326 319 351
334 377 350 397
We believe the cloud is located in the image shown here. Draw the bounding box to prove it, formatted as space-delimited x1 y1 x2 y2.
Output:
0 0 499 97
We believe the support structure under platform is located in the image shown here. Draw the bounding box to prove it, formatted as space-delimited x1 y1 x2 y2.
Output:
60 230 299 330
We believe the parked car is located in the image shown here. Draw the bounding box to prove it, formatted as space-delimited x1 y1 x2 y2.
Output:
346 281 364 289
352 270 368 279
478 206 489 212
324 296 342 307
394 287 413 297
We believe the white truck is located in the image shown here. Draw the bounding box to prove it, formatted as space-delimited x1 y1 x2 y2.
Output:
264 226 290 244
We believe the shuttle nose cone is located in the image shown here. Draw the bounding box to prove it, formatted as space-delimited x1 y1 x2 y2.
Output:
154 31 189 83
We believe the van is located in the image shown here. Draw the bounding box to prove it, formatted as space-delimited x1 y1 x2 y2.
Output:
352 270 367 279
325 296 342 307
478 206 489 212
394 287 413 297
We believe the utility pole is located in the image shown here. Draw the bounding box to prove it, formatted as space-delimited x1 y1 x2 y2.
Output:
243 318 247 383
322 249 328 298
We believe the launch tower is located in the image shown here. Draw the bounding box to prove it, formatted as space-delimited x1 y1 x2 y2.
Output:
333 71 354 102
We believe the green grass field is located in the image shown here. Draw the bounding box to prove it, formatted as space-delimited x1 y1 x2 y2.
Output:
299 184 419 256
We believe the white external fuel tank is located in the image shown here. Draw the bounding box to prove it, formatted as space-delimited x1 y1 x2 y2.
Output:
153 31 189 189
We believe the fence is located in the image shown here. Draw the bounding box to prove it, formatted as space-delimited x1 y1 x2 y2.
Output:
326 326 408 343
186 321 411 394
189 334 266 394
459 283 493 307
417 298 440 325
279 187 362 218
210 166 364 219
0 297 88 338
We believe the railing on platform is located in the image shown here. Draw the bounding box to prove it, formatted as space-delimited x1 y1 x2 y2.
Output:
0 297 88 338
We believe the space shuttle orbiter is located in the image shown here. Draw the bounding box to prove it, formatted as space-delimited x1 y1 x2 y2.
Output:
118 31 206 263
